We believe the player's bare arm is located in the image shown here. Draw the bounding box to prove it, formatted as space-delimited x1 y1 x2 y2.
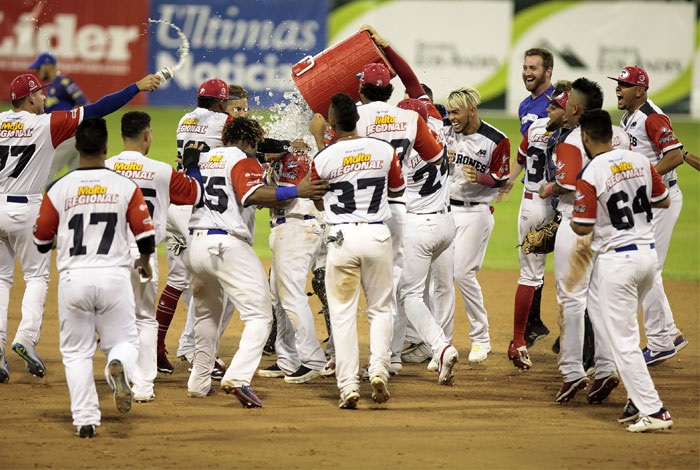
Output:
682 150 700 172
134 254 153 281
654 147 685 175
309 114 329 150
464 165 507 188
570 220 593 236
135 74 161 93
538 181 569 199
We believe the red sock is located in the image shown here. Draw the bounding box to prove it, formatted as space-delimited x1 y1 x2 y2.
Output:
513 284 535 347
156 284 183 354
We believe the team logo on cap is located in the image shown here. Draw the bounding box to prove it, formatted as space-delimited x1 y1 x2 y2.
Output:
618 69 630 80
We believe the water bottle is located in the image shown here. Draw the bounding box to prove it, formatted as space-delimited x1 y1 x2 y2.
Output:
155 66 174 87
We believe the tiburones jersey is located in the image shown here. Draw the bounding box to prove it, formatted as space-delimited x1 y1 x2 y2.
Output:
189 146 265 245
32 167 155 271
442 121 510 203
621 99 682 186
553 126 630 218
311 136 405 224
106 151 202 244
269 149 316 219
573 148 669 253
0 108 82 195
518 117 553 192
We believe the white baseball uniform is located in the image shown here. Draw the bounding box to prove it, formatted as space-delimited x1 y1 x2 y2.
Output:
552 125 630 381
620 100 683 351
184 145 272 396
573 148 669 417
33 167 155 427
0 107 82 360
106 151 202 400
356 101 444 364
442 121 510 352
267 150 325 374
311 136 405 396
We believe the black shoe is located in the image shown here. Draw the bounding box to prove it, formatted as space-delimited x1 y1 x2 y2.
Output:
157 351 174 374
75 425 96 438
283 365 320 384
263 314 277 356
552 336 561 354
524 322 550 347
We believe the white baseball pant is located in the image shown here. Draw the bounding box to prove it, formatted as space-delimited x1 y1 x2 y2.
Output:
0 197 49 350
452 204 494 347
587 246 664 416
517 192 554 286
184 231 272 395
268 218 325 373
58 267 139 426
326 223 393 396
386 203 406 363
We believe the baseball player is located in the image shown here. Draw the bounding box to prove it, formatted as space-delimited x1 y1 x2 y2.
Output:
0 72 160 383
518 47 556 345
442 86 510 363
32 117 156 438
311 92 405 409
258 140 326 384
539 77 630 404
29 52 90 185
608 66 689 364
184 117 328 407
106 111 203 402
394 98 458 385
571 109 673 432
500 81 572 370
155 78 232 376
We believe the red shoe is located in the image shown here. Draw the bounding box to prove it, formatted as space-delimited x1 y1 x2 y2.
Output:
507 341 532 371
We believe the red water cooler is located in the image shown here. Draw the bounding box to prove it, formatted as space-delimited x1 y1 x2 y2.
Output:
291 30 396 118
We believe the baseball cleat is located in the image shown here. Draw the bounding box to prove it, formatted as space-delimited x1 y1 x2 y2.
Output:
156 351 174 374
618 399 640 424
673 334 688 352
507 341 532 371
211 357 227 381
258 363 286 378
187 385 216 398
320 356 336 377
370 376 390 404
75 425 96 439
524 322 550 347
555 376 589 404
284 365 320 384
12 342 46 378
134 394 156 403
468 343 490 363
222 383 263 408
627 407 673 433
437 345 459 386
338 389 360 409
107 359 133 413
587 374 619 404
0 348 9 383
642 347 676 367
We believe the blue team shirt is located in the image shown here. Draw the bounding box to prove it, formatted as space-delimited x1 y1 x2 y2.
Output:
518 84 554 136
43 74 89 112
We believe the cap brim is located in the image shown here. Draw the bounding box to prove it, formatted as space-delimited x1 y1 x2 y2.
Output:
28 60 43 69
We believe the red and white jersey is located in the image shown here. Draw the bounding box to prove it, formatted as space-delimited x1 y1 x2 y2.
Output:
442 121 510 203
553 126 630 218
32 167 155 271
269 149 316 220
517 117 553 192
188 146 265 245
620 99 682 186
176 107 231 159
311 136 405 224
0 108 82 195
105 151 202 244
573 148 669 253
357 101 443 165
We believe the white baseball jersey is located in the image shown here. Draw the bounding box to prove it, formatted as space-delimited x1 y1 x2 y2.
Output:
572 148 669 253
189 146 266 245
403 142 450 213
553 126 630 218
105 151 202 244
33 167 155 271
175 108 230 160
621 99 682 186
312 137 405 224
269 149 317 222
0 108 82 195
517 117 553 192
442 121 510 203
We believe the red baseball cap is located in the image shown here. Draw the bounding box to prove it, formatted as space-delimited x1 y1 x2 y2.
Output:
198 78 230 100
10 73 47 101
397 98 428 122
547 90 569 109
356 63 391 87
608 66 650 88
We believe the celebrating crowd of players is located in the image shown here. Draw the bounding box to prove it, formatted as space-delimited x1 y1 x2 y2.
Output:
0 25 696 437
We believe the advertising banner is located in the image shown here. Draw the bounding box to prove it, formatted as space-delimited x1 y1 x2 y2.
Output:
0 0 149 105
148 0 329 108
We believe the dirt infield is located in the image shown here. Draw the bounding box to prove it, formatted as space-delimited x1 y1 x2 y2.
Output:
2 255 698 469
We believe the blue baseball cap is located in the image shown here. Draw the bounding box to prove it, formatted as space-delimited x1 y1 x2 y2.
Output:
29 52 57 69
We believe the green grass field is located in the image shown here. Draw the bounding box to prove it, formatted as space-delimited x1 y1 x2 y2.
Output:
92 106 698 281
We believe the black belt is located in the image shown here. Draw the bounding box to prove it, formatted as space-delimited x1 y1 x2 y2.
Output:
270 214 315 227
668 180 677 188
6 196 28 203
189 229 229 236
388 200 406 205
336 221 384 225
450 199 483 207
614 243 655 253
414 207 451 215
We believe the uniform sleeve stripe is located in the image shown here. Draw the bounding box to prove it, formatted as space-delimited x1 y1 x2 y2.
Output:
571 217 595 225
134 229 156 241
651 190 669 203
241 183 266 206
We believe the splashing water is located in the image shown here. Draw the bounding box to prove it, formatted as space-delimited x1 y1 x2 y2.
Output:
263 87 318 153
148 18 190 83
